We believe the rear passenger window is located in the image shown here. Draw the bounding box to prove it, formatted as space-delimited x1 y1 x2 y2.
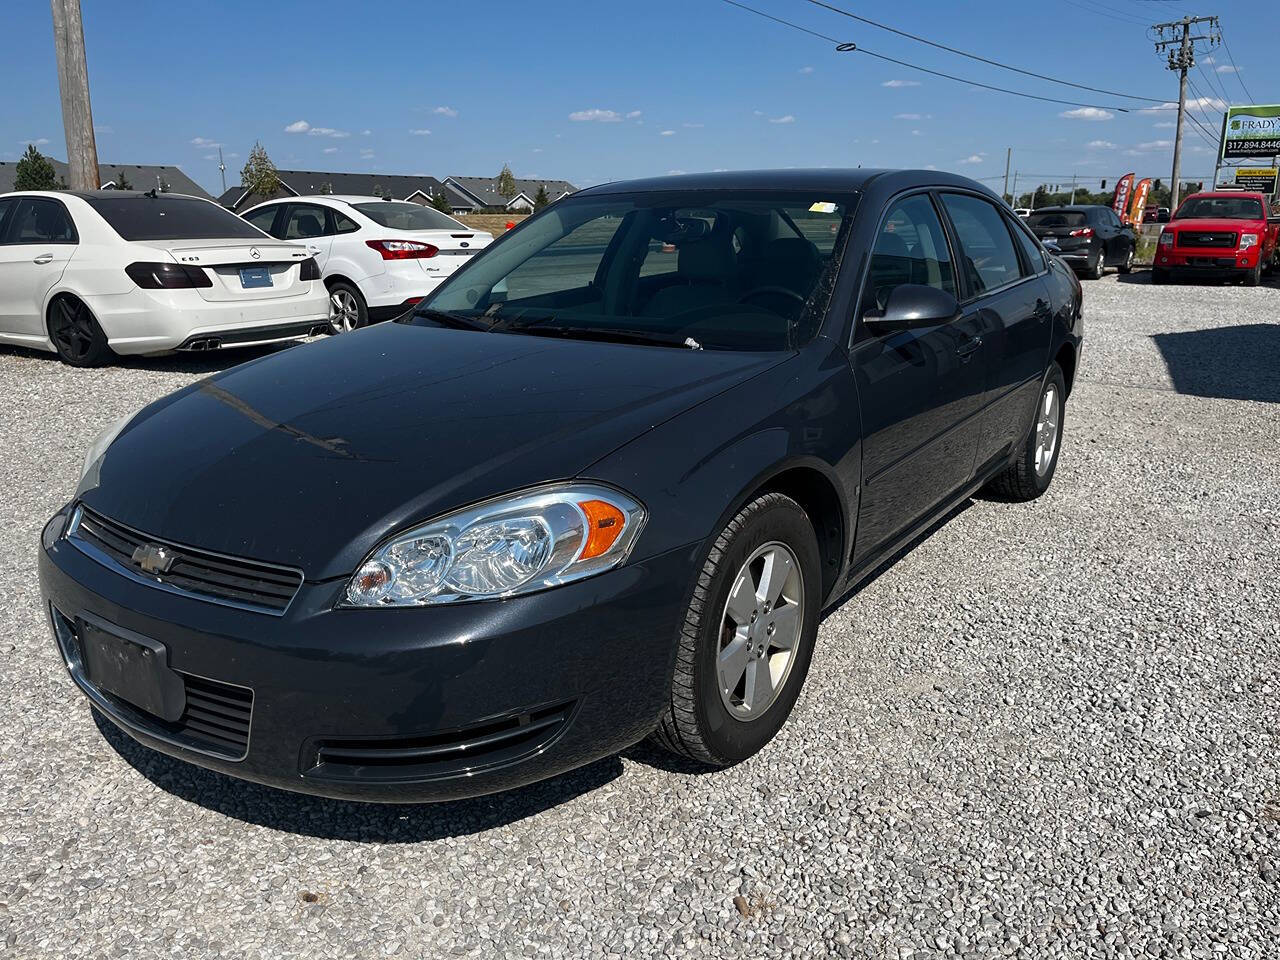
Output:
333 212 360 234
940 194 1022 295
1008 217 1045 275
861 193 955 317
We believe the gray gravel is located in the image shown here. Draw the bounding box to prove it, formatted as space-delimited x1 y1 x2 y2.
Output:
2 272 1278 958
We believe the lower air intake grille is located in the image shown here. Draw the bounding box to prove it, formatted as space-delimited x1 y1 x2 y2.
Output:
306 701 576 783
69 506 303 614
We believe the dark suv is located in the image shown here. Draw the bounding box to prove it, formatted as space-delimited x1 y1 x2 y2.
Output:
1026 205 1135 279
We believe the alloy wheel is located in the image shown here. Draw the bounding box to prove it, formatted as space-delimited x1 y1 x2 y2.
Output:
49 299 99 362
1034 383 1061 476
330 289 359 333
717 542 804 720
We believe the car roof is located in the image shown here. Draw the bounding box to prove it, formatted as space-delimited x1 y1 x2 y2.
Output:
61 190 211 201
1031 205 1105 212
574 168 990 197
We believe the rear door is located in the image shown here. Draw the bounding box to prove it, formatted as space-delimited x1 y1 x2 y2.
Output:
938 192 1051 472
849 191 987 564
0 197 78 337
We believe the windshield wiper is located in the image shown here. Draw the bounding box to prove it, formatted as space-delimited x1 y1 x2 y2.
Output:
408 307 494 331
500 324 703 350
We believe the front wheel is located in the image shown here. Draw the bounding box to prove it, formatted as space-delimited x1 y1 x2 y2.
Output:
983 364 1067 502
1151 267 1169 285
1083 248 1104 280
650 493 821 766
1118 245 1134 274
1242 261 1262 287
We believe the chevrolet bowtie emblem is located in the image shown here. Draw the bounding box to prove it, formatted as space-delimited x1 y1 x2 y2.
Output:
132 543 176 575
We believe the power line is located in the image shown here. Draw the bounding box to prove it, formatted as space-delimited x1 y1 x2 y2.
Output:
1057 0 1151 27
1217 29 1255 103
719 0 1134 111
798 0 1164 102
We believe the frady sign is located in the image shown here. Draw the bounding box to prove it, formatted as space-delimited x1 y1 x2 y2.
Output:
1221 105 1280 160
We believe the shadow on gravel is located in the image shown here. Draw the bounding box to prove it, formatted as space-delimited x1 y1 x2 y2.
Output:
95 711 623 841
1115 269 1280 289
1152 324 1280 403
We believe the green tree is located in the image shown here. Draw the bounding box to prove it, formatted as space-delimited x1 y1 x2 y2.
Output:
497 163 516 198
429 189 453 213
114 170 132 190
320 182 333 195
13 144 60 191
240 141 281 197
372 183 385 198
533 184 550 211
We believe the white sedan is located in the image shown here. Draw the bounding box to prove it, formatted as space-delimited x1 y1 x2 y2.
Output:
240 195 493 332
0 190 331 366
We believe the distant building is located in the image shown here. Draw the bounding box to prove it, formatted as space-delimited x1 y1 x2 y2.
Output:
0 160 210 198
216 169 451 212
445 175 577 213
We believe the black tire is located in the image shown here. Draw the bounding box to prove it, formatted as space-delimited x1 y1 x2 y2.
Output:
1084 248 1104 280
1151 267 1169 285
326 280 368 334
1242 261 1262 287
1118 244 1134 274
650 492 821 766
47 296 114 367
983 364 1067 503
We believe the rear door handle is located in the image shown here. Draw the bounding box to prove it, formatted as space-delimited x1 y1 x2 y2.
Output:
33 253 54 264
956 336 982 361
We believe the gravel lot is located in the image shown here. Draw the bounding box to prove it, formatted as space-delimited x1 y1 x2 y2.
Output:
1 272 1277 959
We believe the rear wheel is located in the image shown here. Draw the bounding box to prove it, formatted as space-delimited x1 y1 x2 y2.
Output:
47 296 113 367
983 364 1067 502
650 492 821 766
328 281 368 334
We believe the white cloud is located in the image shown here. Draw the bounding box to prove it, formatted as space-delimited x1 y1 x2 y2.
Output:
532 147 543 153
190 136 221 147
1060 107 1114 121
752 110 764 116
1086 139 1116 149
1215 65 1238 74
1141 96 1224 114
958 154 985 164
202 154 217 161
660 129 675 136
284 120 311 133
894 113 931 120
882 80 921 88
799 66 814 74
94 125 113 135
360 147 374 157
570 108 624 122
409 128 431 136
768 115 796 124
682 122 704 128
432 106 459 117
1135 140 1173 151
308 127 349 138
323 146 339 154
18 137 50 147
667 169 686 175
1201 55 1215 65
361 129 372 136
626 110 643 119
1153 120 1175 128
911 130 922 136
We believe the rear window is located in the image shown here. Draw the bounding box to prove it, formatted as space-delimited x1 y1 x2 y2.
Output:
1174 195 1265 220
85 195 267 241
1025 211 1086 229
353 202 462 231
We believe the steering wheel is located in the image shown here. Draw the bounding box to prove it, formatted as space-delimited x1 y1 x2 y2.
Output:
737 286 806 308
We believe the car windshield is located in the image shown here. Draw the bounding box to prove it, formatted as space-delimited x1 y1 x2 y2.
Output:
85 195 267 241
1174 196 1264 220
410 190 855 351
1025 211 1086 229
352 202 463 231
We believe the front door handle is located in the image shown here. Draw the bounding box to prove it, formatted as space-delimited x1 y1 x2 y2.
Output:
33 253 54 264
1033 298 1052 321
956 336 982 361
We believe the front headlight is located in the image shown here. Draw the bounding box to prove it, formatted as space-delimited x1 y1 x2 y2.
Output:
343 483 646 607
1158 231 1174 247
1240 233 1258 249
79 414 133 483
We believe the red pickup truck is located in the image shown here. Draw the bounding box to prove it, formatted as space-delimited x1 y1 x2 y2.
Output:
1152 190 1278 286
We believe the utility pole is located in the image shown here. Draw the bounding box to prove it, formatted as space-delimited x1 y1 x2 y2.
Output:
49 0 99 190
1002 148 1012 205
1152 14 1220 213
1011 171 1020 209
218 146 227 194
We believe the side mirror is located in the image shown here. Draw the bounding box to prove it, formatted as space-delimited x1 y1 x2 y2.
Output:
863 284 960 332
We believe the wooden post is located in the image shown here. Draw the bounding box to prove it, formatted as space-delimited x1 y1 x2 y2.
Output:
50 0 100 190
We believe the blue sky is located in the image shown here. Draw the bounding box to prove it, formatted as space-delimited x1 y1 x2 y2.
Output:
1 0 1266 196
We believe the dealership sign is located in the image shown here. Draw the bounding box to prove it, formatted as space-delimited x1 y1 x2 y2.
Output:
1111 173 1134 223
1233 167 1278 193
1221 105 1280 159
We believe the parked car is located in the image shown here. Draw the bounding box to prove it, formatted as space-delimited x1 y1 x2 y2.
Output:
0 191 330 366
1142 207 1170 224
240 195 493 333
40 169 1083 801
1024 205 1134 279
1152 191 1277 286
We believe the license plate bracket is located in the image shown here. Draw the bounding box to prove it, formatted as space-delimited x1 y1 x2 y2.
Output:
79 620 186 721
239 266 273 288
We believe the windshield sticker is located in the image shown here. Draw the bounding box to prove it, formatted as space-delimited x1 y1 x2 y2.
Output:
808 202 838 214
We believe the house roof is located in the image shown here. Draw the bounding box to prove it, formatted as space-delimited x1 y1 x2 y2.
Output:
447 175 578 209
0 160 211 199
217 169 450 210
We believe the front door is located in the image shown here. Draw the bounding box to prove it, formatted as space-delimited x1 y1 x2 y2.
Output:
0 198 78 340
850 192 987 565
281 203 334 271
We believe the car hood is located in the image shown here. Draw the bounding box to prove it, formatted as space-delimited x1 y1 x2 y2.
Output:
1166 218 1260 232
80 323 784 580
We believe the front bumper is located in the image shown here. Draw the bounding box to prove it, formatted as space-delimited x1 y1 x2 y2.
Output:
39 506 697 802
1155 248 1259 277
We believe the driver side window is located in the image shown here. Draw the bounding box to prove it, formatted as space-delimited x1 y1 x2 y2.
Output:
860 194 955 318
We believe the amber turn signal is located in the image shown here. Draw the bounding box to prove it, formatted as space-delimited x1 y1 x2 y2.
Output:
578 499 626 560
